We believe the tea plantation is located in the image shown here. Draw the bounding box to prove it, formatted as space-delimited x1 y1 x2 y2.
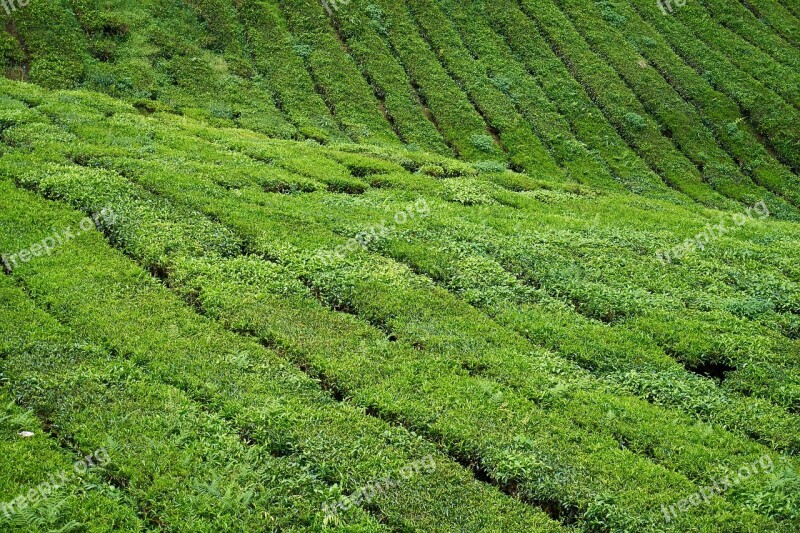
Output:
0 0 799 531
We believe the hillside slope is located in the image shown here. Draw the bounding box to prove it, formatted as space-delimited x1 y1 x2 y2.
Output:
1 0 799 531
3 0 800 198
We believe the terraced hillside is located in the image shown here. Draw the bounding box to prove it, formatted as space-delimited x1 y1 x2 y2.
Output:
0 0 799 531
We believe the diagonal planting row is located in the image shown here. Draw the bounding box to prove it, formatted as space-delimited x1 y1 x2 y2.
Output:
478 0 691 204
166 0 298 137
337 0 505 162
775 0 800 20
464 0 800 209
6 0 798 188
514 0 800 214
274 0 399 145
589 0 800 208
493 0 737 210
621 0 800 171
236 0 344 142
664 0 800 109
550 0 800 218
434 0 623 191
740 0 800 46
0 0 85 89
701 0 800 71
67 0 299 139
320 1 452 154
399 0 563 179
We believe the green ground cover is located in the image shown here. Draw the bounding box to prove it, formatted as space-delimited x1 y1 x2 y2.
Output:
1 0 799 529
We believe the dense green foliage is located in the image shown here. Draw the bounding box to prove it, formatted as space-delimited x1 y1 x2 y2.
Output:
1 0 799 530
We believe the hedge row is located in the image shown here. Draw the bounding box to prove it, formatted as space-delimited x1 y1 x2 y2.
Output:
320 195 800 451
623 0 800 171
47 86 799 383
275 0 399 145
504 0 736 210
552 0 800 219
5 81 799 528
236 0 343 142
0 175 559 532
0 378 144 531
325 2 452 154
132 114 800 447
159 174 799 525
355 0 505 161
36 162 784 530
380 214 800 412
304 160 800 413
0 200 388 531
282 174 800 427
591 0 800 208
0 92 563 530
186 124 374 193
54 127 798 525
401 0 563 178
